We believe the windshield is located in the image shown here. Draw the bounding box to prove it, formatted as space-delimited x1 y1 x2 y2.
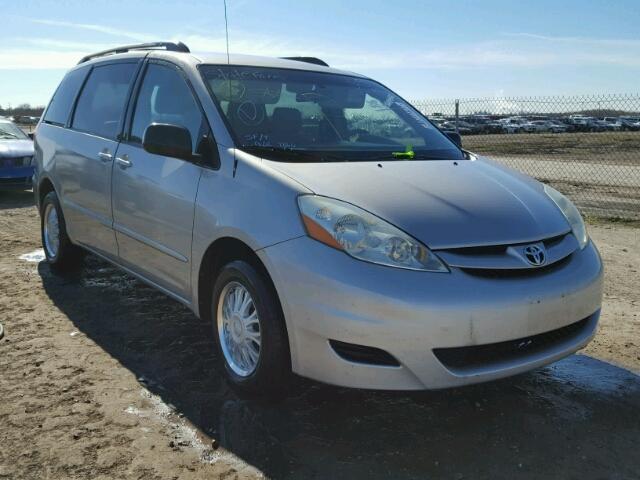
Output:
200 66 464 162
0 122 29 140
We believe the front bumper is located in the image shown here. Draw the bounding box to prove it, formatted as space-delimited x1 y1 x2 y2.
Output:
0 166 34 189
258 237 603 390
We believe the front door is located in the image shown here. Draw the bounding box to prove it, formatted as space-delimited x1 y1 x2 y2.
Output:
112 61 208 299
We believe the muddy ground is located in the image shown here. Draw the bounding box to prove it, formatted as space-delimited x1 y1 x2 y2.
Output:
1 189 639 480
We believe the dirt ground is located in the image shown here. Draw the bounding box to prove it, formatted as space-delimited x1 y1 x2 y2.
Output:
462 131 640 219
1 189 639 480
464 131 640 166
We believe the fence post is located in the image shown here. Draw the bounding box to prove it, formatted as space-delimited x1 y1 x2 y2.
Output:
455 99 460 133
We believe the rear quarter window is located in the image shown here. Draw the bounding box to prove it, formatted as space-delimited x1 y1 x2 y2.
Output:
43 67 89 126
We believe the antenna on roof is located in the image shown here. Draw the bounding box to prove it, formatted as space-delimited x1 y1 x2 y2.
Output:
223 0 230 64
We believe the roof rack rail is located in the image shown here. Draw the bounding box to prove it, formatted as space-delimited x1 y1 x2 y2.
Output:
78 41 190 64
281 56 329 67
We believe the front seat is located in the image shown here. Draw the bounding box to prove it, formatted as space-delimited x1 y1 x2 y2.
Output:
271 107 303 145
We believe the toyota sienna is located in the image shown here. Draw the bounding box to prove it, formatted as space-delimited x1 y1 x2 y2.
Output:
33 42 603 395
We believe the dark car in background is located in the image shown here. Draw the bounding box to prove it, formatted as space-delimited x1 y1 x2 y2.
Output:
0 117 35 189
460 116 503 134
618 117 640 131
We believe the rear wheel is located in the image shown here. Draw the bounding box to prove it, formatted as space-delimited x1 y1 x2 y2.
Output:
211 260 290 396
41 191 83 272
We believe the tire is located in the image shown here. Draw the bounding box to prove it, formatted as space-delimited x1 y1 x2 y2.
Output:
211 260 291 397
40 191 84 272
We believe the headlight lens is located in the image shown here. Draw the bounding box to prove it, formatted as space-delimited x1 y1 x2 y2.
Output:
298 195 448 272
544 185 588 249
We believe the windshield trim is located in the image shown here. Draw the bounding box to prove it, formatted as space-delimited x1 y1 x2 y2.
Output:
197 63 462 156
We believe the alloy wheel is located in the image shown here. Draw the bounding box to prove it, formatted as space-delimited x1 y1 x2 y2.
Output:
43 203 60 259
217 281 262 377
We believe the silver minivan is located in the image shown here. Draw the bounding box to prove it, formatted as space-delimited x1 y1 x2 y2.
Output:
34 42 603 395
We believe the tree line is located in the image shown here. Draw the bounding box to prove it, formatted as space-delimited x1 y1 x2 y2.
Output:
0 103 45 119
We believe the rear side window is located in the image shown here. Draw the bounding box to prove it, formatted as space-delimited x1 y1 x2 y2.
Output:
72 63 138 140
43 67 88 126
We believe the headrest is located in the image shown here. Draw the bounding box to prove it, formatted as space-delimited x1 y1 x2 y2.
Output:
272 108 302 131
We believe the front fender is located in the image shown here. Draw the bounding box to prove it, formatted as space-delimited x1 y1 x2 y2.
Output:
189 149 310 317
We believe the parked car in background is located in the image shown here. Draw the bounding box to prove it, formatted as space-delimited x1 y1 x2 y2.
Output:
568 115 593 131
479 119 504 134
521 120 549 133
14 115 41 126
599 118 622 131
498 117 527 133
34 42 603 396
551 119 574 132
618 117 640 131
435 118 503 135
429 117 447 128
454 120 482 134
0 117 35 189
524 120 568 133
439 121 472 135
587 119 617 132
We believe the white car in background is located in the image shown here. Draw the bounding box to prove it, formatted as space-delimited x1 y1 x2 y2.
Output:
568 115 593 128
521 121 549 133
600 118 622 131
523 120 568 133
499 117 527 133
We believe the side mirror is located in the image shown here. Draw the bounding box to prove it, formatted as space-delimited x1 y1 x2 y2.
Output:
143 123 193 160
445 131 462 148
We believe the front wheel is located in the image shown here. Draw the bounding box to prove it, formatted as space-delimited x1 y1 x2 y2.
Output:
41 191 84 272
211 260 291 396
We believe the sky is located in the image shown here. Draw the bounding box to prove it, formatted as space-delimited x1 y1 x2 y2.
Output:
1 0 639 107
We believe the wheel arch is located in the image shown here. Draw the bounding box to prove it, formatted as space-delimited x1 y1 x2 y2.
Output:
196 236 284 326
37 176 56 212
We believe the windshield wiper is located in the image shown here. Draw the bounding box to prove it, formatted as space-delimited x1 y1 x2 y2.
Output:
391 145 415 159
240 146 346 163
369 152 443 161
0 132 19 139
391 151 414 159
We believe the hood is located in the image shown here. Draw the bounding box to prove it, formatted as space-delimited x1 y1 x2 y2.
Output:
266 157 570 249
0 139 34 158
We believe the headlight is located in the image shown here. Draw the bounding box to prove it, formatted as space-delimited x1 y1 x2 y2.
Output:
544 185 588 249
297 195 448 272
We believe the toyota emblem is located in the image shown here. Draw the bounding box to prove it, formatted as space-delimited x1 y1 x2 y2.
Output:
523 244 546 266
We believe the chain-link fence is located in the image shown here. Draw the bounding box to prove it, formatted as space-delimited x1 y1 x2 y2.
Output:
412 94 640 220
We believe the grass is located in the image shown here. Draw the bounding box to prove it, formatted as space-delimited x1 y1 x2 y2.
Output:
585 215 640 227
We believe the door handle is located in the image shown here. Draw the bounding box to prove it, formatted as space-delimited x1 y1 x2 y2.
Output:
98 150 113 162
115 155 132 169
